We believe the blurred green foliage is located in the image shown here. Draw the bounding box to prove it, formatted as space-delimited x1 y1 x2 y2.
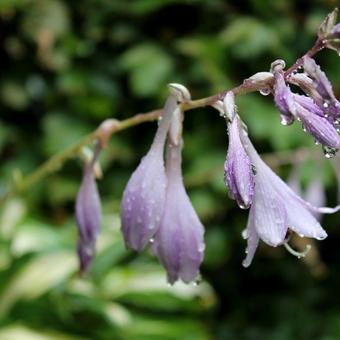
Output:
0 0 340 339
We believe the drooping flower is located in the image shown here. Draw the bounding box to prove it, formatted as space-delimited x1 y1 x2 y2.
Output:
121 84 191 252
152 125 205 284
75 146 102 273
240 131 340 267
121 93 178 251
273 68 340 149
224 93 254 209
273 68 295 126
303 56 340 120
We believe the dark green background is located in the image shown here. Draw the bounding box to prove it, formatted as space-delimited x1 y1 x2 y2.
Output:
0 0 340 339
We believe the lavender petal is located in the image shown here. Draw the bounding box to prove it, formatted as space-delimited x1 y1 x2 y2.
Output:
242 207 260 267
76 166 102 273
153 142 204 284
225 117 255 209
121 95 178 251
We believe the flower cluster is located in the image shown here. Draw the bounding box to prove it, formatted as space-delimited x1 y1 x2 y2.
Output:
220 93 340 266
72 9 340 282
272 58 340 155
121 84 205 284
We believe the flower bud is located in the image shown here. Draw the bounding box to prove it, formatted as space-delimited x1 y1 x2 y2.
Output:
152 140 205 284
76 159 102 273
225 116 255 209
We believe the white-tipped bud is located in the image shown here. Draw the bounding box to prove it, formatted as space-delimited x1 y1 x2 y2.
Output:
270 59 286 73
223 91 237 122
247 72 274 83
168 83 191 102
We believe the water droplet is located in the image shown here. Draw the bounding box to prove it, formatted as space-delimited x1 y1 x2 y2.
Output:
323 145 337 159
302 125 307 132
299 234 305 238
149 238 154 244
238 203 248 210
259 88 271 96
314 140 320 145
280 118 288 126
323 102 329 108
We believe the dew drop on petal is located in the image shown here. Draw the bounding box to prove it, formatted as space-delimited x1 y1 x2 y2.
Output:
259 88 271 96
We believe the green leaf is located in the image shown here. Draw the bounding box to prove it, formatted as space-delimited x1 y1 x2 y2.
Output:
120 44 173 96
0 251 77 316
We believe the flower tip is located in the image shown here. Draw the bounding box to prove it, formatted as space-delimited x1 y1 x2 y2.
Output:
168 83 191 101
242 259 251 268
77 241 94 275
237 199 252 210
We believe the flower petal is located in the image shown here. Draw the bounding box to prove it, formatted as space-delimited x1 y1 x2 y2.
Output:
225 117 254 209
76 166 101 273
295 103 340 148
241 131 337 245
121 95 178 251
251 169 288 246
153 142 205 284
273 71 296 125
303 56 336 102
242 207 260 267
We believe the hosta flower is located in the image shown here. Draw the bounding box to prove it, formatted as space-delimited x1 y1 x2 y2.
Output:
273 69 295 126
273 69 340 149
224 93 254 209
240 132 340 267
76 155 102 273
152 140 205 284
303 56 340 119
121 94 177 251
121 84 191 252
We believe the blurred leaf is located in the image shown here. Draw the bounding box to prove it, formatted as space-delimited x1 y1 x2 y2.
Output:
42 113 92 156
0 324 81 340
120 44 174 96
0 198 26 240
0 251 77 316
0 81 29 110
219 17 279 58
204 226 229 267
21 0 70 41
118 315 211 340
11 219 70 257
